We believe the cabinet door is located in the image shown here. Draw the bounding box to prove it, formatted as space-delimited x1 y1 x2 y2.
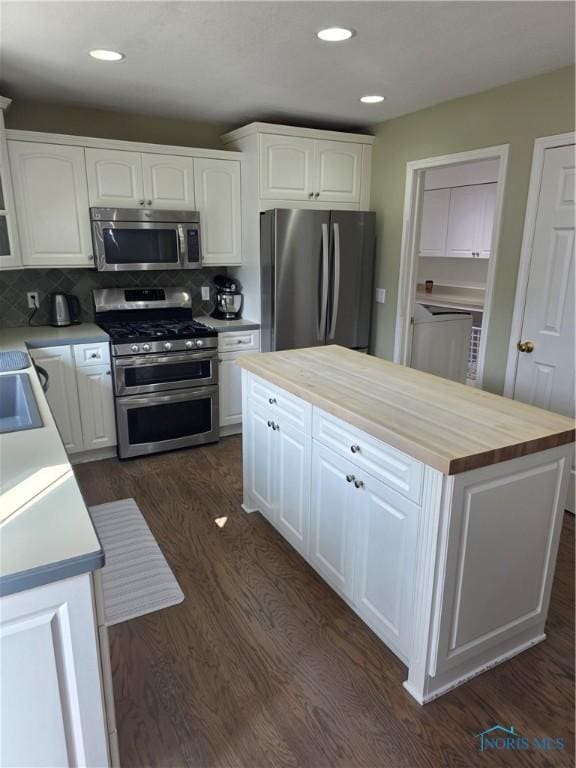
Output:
476 183 497 259
219 352 243 427
353 474 419 659
275 418 311 559
194 158 242 265
76 364 117 450
315 140 362 203
260 134 315 200
445 185 483 258
418 188 450 257
8 141 93 267
142 153 195 210
29 346 84 454
85 148 144 208
246 400 276 522
0 112 21 269
310 442 356 599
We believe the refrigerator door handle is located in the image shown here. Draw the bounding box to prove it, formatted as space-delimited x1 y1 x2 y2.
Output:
319 223 329 340
328 222 341 340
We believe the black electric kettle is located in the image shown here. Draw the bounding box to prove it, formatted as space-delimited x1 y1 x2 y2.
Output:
50 293 82 327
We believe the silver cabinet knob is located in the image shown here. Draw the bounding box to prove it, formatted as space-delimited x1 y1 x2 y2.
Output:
268 397 277 404
308 192 314 199
139 199 145 206
345 474 355 483
267 420 273 428
90 352 98 358
314 192 320 198
146 199 152 206
350 444 360 454
354 479 364 489
106 370 111 376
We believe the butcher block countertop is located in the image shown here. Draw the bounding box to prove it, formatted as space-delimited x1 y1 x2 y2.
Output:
237 346 575 475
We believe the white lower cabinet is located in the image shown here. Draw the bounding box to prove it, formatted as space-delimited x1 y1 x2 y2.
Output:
76 363 116 450
275 418 311 558
246 399 276 521
29 345 84 454
218 330 260 432
31 343 116 456
310 442 357 598
0 573 110 767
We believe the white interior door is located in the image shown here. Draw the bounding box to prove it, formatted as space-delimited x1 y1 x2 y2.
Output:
512 142 575 510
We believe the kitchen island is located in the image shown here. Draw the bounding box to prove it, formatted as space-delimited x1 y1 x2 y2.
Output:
237 345 574 703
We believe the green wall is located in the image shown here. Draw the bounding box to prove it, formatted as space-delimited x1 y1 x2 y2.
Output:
370 66 575 394
5 100 228 149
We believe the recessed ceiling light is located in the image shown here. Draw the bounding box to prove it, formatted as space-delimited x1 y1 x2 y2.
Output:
360 95 385 104
317 27 354 42
89 49 125 62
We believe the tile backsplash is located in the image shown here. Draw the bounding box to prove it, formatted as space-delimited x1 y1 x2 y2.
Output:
0 267 225 327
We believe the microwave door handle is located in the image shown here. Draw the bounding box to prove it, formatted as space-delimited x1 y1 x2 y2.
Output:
328 222 341 340
177 224 186 267
319 223 329 340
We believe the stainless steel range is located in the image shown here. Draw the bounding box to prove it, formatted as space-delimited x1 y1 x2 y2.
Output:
94 287 218 459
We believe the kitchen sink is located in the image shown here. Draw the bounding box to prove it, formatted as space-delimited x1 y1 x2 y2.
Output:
0 374 43 434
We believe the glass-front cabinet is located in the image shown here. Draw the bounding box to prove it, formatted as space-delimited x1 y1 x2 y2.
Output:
0 96 21 269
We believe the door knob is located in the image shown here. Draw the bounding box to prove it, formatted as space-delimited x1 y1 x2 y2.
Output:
517 341 535 353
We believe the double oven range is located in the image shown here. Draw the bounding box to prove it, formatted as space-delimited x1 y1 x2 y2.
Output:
94 288 219 459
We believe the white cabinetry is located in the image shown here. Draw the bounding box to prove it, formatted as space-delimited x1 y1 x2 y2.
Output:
8 141 93 267
142 153 195 210
29 345 84 454
245 399 276 521
218 329 260 432
30 342 116 456
0 97 21 269
85 148 145 208
0 573 110 767
194 158 241 265
259 134 363 204
419 182 497 259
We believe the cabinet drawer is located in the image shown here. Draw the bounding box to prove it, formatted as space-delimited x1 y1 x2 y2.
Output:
218 330 260 353
313 409 423 503
248 374 311 432
73 342 111 367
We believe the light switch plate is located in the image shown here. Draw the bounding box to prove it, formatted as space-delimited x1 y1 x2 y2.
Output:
375 288 386 304
201 286 210 301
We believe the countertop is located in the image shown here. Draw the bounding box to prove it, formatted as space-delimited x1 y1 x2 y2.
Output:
0 324 108 597
415 284 485 312
197 315 261 331
237 345 575 475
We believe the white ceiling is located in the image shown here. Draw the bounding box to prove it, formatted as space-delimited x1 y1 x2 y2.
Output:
1 1 574 130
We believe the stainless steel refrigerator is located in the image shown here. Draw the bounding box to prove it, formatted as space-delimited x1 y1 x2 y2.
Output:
260 209 375 352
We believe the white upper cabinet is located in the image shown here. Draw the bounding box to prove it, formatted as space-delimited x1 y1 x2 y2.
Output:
259 134 363 204
85 148 144 208
142 153 195 210
8 141 93 268
0 100 21 270
260 134 315 200
418 188 450 258
315 140 362 203
194 157 241 265
421 182 497 259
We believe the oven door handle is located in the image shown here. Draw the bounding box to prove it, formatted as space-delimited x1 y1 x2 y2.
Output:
114 350 217 368
117 385 218 408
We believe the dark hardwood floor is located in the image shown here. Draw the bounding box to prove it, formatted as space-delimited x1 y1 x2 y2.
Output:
75 437 575 768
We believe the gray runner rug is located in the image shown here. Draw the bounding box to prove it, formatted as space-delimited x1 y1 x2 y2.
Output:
89 498 184 626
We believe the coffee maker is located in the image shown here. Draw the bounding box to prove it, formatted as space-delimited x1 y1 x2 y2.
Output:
212 275 243 320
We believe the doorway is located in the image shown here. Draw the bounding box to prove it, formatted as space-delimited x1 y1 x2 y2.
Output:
394 145 509 388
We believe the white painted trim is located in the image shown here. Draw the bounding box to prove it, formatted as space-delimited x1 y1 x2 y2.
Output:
503 132 576 397
221 121 374 145
5 129 243 160
393 144 509 389
0 96 12 111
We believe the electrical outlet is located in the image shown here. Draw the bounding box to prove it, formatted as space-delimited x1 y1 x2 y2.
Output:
27 292 39 309
201 286 210 301
375 288 386 304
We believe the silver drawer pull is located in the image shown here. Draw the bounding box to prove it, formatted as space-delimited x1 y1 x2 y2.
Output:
350 444 360 454
268 397 277 405
345 474 355 483
354 479 364 489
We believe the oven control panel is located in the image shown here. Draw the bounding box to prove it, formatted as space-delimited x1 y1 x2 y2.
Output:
113 336 217 357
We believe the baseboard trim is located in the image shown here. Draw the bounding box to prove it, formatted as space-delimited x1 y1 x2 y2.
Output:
69 447 117 465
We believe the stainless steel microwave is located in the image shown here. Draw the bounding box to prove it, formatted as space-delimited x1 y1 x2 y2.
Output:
90 208 202 271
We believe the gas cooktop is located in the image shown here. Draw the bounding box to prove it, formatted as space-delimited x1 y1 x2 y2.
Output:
97 318 214 344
